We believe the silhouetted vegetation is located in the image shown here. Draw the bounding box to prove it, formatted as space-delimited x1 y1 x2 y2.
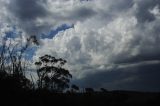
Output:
35 54 72 92
0 35 35 91
0 36 160 106
100 88 108 93
85 88 94 93
71 84 79 93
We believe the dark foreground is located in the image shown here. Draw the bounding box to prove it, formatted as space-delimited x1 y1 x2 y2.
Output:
0 90 160 106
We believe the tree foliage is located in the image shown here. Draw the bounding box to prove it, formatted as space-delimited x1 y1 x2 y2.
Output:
35 55 72 92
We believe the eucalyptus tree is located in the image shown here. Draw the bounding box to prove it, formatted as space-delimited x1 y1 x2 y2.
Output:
35 55 72 92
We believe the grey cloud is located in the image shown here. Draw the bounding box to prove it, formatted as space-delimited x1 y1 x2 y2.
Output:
66 36 92 65
109 0 134 11
3 0 98 35
67 36 81 52
135 0 160 23
7 0 49 35
70 7 97 21
113 54 160 65
50 6 97 23
73 62 160 92
9 0 47 21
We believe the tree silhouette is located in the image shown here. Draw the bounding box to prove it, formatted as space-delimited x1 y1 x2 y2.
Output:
35 55 72 92
85 88 94 93
100 88 108 93
71 84 79 93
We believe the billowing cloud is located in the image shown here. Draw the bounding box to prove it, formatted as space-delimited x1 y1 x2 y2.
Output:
0 0 160 91
33 0 160 91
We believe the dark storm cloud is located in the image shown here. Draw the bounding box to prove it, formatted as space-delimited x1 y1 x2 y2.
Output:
113 53 160 64
5 0 97 35
73 62 160 92
7 0 49 35
110 0 134 11
70 7 97 21
9 0 47 20
135 0 160 23
50 6 97 23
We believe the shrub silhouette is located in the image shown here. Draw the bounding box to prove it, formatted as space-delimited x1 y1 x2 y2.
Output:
35 55 72 92
0 35 36 91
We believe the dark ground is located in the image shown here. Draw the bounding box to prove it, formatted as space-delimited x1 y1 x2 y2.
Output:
0 89 160 106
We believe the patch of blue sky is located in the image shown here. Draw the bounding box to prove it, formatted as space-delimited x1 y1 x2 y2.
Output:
0 25 37 61
24 46 38 61
5 25 22 39
41 24 74 39
1 24 74 61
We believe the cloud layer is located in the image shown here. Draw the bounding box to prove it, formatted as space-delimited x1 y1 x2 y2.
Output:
0 0 160 91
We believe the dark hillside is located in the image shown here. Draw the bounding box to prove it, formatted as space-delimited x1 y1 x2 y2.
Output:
0 87 160 106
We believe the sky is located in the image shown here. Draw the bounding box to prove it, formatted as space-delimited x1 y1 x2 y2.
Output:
0 0 160 92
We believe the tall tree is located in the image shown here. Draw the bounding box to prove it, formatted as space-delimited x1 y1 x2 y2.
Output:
35 55 72 92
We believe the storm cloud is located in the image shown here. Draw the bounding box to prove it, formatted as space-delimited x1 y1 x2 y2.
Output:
0 0 160 91
73 60 160 92
1 0 97 35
